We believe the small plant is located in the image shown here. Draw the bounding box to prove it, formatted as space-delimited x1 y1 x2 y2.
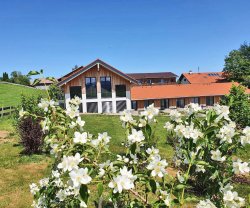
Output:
18 116 43 154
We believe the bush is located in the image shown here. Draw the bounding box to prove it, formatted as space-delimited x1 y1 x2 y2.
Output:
18 116 43 154
220 84 250 128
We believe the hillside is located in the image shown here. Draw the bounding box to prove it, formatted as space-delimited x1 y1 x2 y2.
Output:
0 82 46 107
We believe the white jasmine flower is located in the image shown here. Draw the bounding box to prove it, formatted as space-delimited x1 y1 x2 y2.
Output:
138 118 147 127
147 157 168 177
185 103 202 115
120 110 135 126
29 183 39 195
108 166 137 193
169 110 182 123
214 104 230 121
76 117 85 127
69 96 82 106
240 126 250 146
164 122 174 131
223 190 245 208
52 170 60 178
56 190 67 201
57 153 83 172
91 132 111 147
19 108 26 118
80 200 88 207
66 107 79 119
177 171 185 183
69 121 77 128
196 199 216 208
217 124 235 144
69 168 92 187
210 149 226 162
128 129 145 144
117 155 129 163
233 159 249 175
38 99 50 112
39 178 49 187
140 104 159 121
195 165 206 173
73 132 88 144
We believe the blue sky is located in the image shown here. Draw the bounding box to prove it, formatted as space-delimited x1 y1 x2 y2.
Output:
0 0 250 78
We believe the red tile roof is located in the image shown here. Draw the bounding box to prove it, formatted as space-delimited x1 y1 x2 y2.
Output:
131 82 248 100
181 72 225 84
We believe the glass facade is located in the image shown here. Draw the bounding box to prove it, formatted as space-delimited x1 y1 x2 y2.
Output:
176 98 185 108
85 77 97 99
206 96 214 106
160 99 169 109
115 85 126 97
101 76 112 98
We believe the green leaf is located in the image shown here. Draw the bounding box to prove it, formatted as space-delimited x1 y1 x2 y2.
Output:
175 184 186 190
28 70 40 76
149 179 157 194
46 76 57 83
31 78 41 86
195 161 209 166
80 184 89 203
130 143 137 154
97 183 104 197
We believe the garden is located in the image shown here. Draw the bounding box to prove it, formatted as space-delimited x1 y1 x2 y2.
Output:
0 84 250 208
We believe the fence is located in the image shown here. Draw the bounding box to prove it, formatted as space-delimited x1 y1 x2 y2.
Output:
0 106 16 117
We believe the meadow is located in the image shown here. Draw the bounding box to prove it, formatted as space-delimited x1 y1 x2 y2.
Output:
0 115 249 207
0 82 46 107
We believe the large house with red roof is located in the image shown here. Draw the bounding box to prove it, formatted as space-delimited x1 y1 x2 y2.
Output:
58 59 248 113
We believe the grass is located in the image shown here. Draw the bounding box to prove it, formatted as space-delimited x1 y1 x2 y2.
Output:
0 115 249 207
0 82 46 107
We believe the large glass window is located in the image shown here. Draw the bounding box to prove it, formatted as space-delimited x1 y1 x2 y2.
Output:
131 101 137 110
190 97 200 104
101 76 112 98
144 100 154 108
176 98 185 108
85 77 97 99
160 99 169 109
206 96 214 106
115 85 126 97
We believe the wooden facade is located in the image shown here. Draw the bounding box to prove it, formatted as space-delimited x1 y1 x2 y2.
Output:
134 95 222 110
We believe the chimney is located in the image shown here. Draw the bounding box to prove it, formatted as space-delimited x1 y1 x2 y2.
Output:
189 70 192 74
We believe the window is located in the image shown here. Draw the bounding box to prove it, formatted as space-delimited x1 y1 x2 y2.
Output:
147 79 152 84
190 97 200 104
131 101 137 110
70 86 83 112
116 101 127 112
206 96 214 106
144 100 154 108
115 85 126 97
160 99 169 109
176 98 185 108
101 76 112 98
102 101 112 113
87 102 98 113
85 77 97 99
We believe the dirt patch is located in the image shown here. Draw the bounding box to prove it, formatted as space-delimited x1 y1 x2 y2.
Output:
0 130 9 139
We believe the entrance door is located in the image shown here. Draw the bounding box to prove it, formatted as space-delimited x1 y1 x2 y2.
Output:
70 86 83 113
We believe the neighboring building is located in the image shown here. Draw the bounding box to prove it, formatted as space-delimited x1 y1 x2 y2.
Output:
127 72 177 85
179 71 225 84
57 59 137 113
58 59 249 113
34 78 54 90
130 82 240 110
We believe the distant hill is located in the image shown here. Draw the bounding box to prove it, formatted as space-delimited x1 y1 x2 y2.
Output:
0 82 46 107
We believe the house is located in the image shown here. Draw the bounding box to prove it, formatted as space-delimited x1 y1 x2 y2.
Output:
179 71 226 84
130 82 240 110
127 72 177 85
33 78 54 90
57 59 137 113
58 59 248 113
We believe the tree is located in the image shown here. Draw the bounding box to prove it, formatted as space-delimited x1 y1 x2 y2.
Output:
10 71 30 85
220 84 250 128
223 42 250 88
2 72 9 81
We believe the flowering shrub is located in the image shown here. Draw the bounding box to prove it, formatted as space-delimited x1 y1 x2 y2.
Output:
20 99 250 207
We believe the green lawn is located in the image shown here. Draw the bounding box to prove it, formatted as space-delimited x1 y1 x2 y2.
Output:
0 82 46 107
0 115 249 207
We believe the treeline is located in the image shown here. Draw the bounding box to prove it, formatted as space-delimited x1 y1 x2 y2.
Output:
0 71 30 86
